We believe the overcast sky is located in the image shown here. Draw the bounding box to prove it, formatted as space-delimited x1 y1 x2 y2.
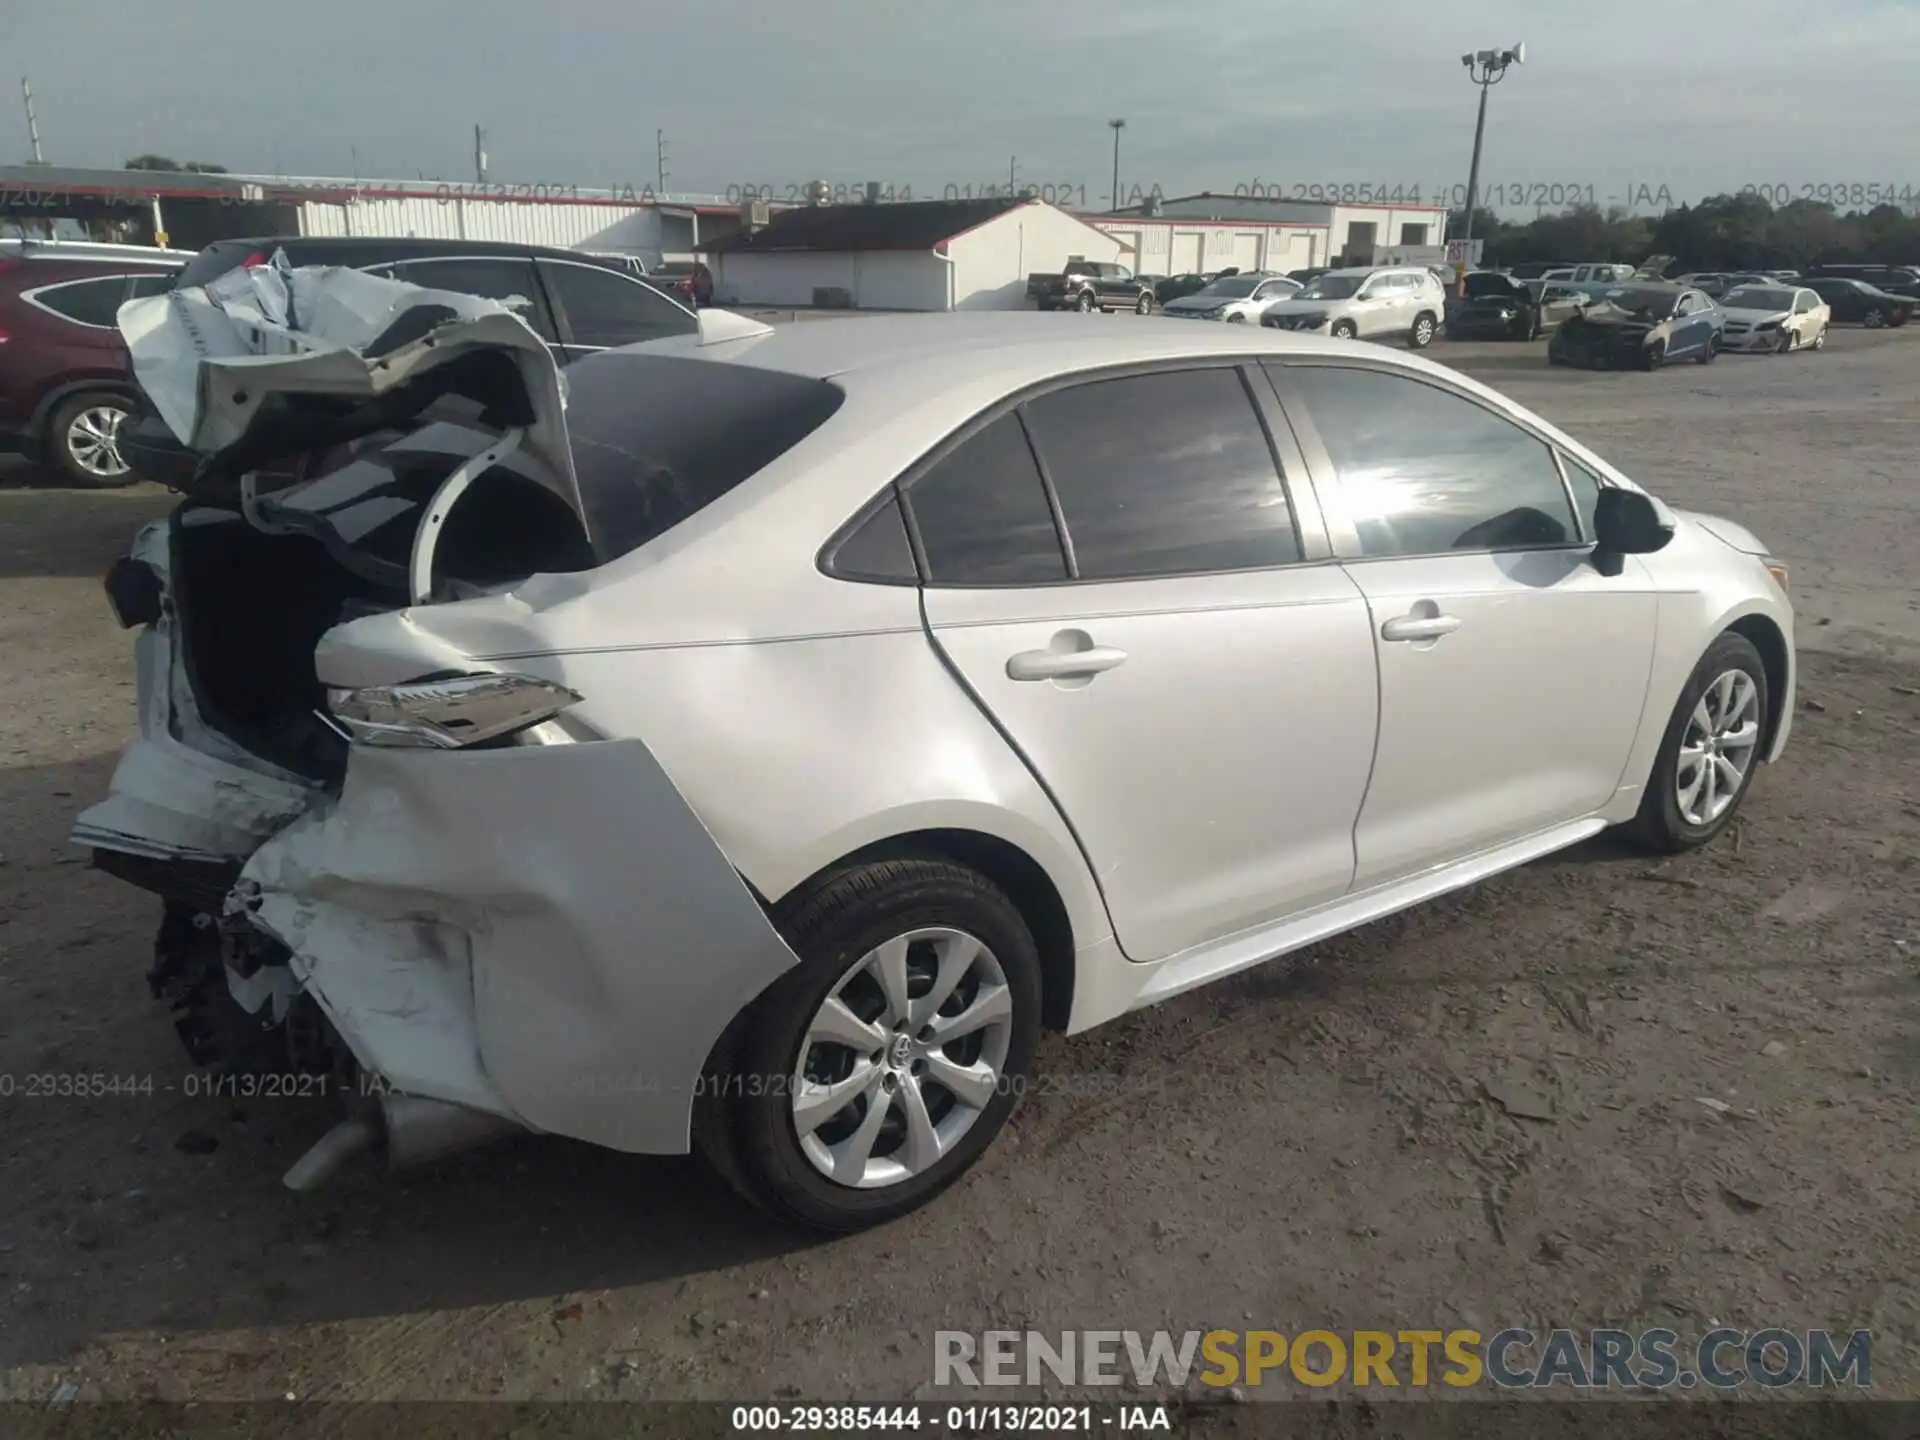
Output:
8 1 1920 211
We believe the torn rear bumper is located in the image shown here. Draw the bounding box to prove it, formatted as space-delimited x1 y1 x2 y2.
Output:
238 737 802 1157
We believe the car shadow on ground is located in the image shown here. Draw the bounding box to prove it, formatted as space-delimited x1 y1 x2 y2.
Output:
0 460 176 580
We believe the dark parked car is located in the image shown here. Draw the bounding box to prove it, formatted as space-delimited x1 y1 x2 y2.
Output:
1153 273 1215 303
0 245 187 486
124 235 701 488
1026 259 1155 312
1802 277 1915 327
1506 261 1577 281
1444 271 1542 341
1287 267 1331 285
1548 285 1725 369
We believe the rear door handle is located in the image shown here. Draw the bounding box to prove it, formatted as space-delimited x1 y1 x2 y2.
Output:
1006 643 1129 682
1380 613 1462 643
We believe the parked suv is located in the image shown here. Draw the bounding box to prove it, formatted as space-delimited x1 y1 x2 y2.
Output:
124 236 702 488
1260 265 1449 347
0 245 191 486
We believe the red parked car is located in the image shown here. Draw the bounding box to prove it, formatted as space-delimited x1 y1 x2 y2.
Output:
0 243 188 486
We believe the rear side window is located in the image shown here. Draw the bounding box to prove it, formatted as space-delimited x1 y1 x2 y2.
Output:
390 258 558 341
537 260 697 347
127 273 178 299
561 352 845 561
26 276 129 327
905 414 1067 585
1021 367 1301 580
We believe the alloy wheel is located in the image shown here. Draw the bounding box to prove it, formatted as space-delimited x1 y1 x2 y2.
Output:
790 927 1013 1190
67 406 131 480
1674 670 1761 827
1864 309 1885 328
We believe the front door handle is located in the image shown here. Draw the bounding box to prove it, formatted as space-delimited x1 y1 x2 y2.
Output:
1006 640 1129 682
1381 612 1462 643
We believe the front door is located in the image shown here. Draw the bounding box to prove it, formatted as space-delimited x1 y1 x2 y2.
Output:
1272 360 1658 887
907 367 1381 962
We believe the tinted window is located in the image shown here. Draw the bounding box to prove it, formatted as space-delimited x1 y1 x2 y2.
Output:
539 260 697 347
1559 455 1605 542
30 276 128 327
906 414 1066 584
127 272 178 299
1022 368 1300 580
561 352 844 561
1281 365 1577 558
829 492 918 582
392 258 556 340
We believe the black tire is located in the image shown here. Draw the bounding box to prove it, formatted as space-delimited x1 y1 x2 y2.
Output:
1075 290 1097 313
1862 307 1885 329
1697 334 1719 364
1408 312 1437 349
1626 632 1770 854
1330 319 1358 339
1134 291 1153 314
692 857 1043 1233
1645 340 1667 371
46 390 139 489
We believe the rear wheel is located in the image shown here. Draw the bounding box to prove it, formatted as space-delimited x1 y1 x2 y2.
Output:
48 391 138 488
693 857 1042 1232
1863 307 1886 328
1408 312 1437 348
1330 319 1358 339
1134 291 1153 314
1627 632 1769 854
1075 290 1097 313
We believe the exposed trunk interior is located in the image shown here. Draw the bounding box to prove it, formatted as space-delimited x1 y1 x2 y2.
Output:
171 425 594 783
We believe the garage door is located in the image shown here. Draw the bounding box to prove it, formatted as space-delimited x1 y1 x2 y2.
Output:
1172 232 1204 274
1107 230 1141 271
1231 232 1263 272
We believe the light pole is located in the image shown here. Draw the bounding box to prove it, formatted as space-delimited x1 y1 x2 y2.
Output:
1108 118 1125 211
1456 43 1525 262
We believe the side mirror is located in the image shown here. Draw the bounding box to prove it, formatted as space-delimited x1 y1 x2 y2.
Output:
1591 487 1675 574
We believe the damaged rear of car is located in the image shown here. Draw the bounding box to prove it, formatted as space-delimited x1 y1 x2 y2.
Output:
76 259 837 1197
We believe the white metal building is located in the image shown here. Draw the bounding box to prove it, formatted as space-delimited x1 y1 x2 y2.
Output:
702 197 1125 311
1091 192 1451 275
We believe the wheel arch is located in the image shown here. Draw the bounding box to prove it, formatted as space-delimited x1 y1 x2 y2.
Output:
1726 611 1791 758
29 376 144 442
764 828 1078 1034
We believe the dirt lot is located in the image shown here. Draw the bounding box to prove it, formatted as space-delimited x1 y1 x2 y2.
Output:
1 326 1916 1411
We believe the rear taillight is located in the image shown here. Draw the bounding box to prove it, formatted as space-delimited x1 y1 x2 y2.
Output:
322 673 583 749
239 251 270 269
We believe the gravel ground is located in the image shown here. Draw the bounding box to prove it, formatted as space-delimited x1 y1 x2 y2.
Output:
0 326 1915 1411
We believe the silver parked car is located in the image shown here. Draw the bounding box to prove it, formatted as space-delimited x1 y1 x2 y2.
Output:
80 283 1795 1232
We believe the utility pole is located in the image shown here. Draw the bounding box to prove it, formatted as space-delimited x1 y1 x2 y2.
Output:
1107 119 1125 211
656 129 668 194
21 78 46 165
473 124 487 184
1009 155 1018 194
1456 43 1526 265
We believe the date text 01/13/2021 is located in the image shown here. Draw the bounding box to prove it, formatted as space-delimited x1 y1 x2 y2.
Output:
727 1403 1173 1431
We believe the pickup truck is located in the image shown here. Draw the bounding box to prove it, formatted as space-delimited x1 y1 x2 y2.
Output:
1027 260 1156 313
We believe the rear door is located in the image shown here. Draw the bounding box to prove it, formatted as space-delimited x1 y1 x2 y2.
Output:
1271 359 1657 887
913 364 1380 963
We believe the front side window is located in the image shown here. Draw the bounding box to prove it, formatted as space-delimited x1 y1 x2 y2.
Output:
1559 455 1606 543
905 414 1067 585
1278 364 1578 559
1020 367 1300 580
537 261 697 348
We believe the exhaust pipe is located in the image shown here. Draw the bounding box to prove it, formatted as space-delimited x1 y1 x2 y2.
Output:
283 1092 523 1191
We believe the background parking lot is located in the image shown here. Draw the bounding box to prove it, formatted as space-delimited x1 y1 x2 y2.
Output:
1 328 1915 1404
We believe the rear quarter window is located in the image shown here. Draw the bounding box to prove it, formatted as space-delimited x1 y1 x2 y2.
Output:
561 352 846 562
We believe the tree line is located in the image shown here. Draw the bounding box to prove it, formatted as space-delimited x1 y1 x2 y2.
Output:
1450 193 1920 272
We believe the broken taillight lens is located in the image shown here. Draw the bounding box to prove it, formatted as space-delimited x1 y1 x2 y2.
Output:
322 672 582 749
239 251 271 269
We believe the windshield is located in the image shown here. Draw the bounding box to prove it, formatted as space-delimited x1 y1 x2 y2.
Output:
1722 288 1796 311
1296 276 1364 300
1198 276 1262 298
1599 287 1679 319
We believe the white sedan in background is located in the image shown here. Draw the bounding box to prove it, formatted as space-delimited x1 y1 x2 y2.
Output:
1158 271 1301 322
1716 285 1831 354
81 281 1796 1232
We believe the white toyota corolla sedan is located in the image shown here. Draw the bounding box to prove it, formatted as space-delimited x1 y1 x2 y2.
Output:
79 269 1794 1231
1716 283 1831 354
